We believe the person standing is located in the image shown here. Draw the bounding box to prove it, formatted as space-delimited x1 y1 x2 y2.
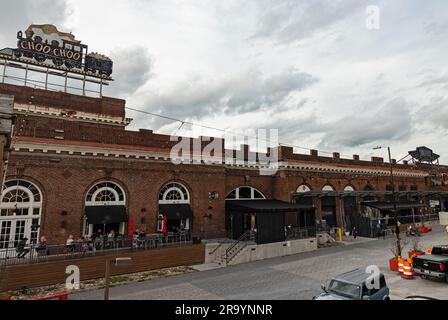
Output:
352 227 358 239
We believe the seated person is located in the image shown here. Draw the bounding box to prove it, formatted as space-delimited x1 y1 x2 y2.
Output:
36 236 49 256
16 237 30 258
65 235 76 252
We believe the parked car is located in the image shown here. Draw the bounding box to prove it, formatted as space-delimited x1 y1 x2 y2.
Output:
412 245 448 282
403 296 438 300
312 268 390 300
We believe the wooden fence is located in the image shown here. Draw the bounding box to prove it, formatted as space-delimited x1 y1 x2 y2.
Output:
0 244 205 291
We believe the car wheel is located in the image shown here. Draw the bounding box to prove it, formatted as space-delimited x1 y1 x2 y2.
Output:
384 296 390 301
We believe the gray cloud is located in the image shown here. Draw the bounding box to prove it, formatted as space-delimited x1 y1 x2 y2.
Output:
317 98 414 149
140 68 317 126
250 0 366 44
0 0 69 47
416 97 448 130
105 47 152 98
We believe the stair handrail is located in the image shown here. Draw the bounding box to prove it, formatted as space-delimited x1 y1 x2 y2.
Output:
224 230 255 264
208 240 226 256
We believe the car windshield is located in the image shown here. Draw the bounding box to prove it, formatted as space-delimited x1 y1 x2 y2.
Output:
327 280 361 299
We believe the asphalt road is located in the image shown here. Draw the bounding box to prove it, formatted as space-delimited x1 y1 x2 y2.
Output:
70 226 448 300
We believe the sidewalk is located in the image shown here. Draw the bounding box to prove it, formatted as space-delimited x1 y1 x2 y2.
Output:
190 263 224 271
341 235 378 246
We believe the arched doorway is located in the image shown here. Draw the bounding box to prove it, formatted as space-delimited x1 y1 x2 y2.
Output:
343 185 357 231
158 182 192 232
84 181 127 236
225 186 266 238
321 184 337 227
295 184 313 205
0 180 42 249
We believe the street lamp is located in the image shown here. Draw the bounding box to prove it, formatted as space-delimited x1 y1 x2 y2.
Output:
373 146 402 257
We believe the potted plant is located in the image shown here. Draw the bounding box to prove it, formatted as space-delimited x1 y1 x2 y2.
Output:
408 237 425 259
389 238 407 272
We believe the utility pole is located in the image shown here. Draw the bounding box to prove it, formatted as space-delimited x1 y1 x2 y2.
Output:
374 146 401 257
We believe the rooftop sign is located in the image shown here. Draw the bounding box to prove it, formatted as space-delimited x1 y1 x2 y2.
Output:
2 24 113 79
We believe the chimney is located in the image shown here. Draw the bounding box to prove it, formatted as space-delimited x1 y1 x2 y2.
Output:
310 149 318 157
391 159 397 165
270 146 293 161
403 160 408 165
371 157 384 163
353 154 360 161
333 152 340 160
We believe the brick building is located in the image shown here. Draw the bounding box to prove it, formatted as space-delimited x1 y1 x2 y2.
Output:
0 82 447 246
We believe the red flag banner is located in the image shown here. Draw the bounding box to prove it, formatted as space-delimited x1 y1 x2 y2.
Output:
161 214 167 235
128 216 135 237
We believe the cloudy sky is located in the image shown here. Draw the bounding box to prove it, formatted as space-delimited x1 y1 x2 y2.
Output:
1 0 448 162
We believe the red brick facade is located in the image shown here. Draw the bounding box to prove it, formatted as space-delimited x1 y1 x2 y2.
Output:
1 83 448 244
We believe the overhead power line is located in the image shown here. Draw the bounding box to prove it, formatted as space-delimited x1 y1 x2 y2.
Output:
126 106 360 159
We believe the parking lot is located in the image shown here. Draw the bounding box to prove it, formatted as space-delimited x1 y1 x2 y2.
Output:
71 225 448 300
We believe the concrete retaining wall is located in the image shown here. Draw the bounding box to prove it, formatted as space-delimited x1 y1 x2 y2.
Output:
205 238 317 265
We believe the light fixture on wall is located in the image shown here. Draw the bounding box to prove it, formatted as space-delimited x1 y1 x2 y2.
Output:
208 191 219 200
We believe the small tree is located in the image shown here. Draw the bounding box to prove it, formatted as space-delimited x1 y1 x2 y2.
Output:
411 237 422 253
389 237 408 259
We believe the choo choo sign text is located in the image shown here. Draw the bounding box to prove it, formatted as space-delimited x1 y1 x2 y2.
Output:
17 38 82 62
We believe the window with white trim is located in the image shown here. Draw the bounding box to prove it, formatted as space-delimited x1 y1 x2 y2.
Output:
158 182 191 231
85 181 125 206
158 182 190 204
225 186 266 200
0 180 42 249
84 181 126 235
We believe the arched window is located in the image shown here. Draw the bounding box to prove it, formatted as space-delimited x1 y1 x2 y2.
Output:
158 182 191 232
344 185 355 192
226 186 266 200
0 180 42 248
85 181 125 206
159 182 190 204
322 185 335 192
84 181 126 235
297 184 311 193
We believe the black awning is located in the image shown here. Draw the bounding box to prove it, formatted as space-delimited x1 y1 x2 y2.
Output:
159 204 193 219
85 205 127 225
226 199 313 213
361 201 427 210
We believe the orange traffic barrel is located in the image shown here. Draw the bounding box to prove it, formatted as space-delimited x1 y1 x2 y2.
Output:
398 258 404 274
402 260 414 279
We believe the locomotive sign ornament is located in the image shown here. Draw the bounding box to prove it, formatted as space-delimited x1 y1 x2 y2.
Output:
11 24 113 78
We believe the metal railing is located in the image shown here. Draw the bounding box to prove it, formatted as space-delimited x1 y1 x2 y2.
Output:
224 230 255 265
0 231 192 266
369 213 439 226
285 226 317 240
